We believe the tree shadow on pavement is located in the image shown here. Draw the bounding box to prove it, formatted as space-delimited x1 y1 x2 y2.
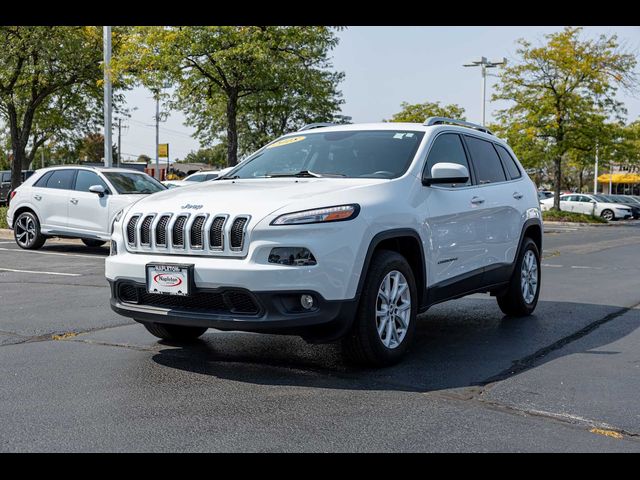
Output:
151 297 639 393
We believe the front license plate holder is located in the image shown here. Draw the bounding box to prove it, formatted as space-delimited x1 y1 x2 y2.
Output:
146 263 194 296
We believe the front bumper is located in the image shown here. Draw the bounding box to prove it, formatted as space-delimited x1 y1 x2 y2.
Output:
109 280 358 343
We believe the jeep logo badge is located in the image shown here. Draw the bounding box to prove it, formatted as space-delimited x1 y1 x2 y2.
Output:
181 204 203 210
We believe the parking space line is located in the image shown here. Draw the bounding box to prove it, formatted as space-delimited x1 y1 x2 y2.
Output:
542 264 563 268
0 267 82 277
0 247 104 259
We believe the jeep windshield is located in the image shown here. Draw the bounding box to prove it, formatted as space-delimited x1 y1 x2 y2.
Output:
223 130 425 180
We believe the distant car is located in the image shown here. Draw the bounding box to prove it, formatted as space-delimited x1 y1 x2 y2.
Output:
1 170 35 206
537 190 554 201
540 193 632 221
163 170 221 188
600 194 640 219
6 166 166 250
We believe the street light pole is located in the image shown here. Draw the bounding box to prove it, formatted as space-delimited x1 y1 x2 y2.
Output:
593 143 599 194
117 118 122 168
103 26 113 168
463 57 507 126
154 90 160 180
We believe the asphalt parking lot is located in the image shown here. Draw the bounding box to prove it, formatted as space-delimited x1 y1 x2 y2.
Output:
1 224 640 452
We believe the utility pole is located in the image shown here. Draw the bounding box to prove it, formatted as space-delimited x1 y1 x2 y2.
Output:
463 57 507 126
593 143 599 194
154 90 160 180
117 118 122 168
103 26 113 168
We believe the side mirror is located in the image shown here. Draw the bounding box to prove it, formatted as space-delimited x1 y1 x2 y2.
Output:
590 200 597 204
89 184 107 197
423 162 469 186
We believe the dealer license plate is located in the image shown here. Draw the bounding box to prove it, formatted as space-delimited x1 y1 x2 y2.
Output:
146 264 192 296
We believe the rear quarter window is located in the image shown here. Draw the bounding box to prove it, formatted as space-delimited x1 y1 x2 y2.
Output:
495 144 522 180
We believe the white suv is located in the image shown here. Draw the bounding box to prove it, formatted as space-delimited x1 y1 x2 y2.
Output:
106 118 543 366
6 166 166 249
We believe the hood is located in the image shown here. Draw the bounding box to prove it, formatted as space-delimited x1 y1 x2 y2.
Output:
126 177 385 220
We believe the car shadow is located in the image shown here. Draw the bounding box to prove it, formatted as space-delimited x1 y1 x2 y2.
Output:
39 242 109 256
150 297 639 393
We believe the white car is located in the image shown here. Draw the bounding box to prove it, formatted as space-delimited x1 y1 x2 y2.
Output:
163 170 221 188
6 166 166 249
539 193 632 221
107 118 543 366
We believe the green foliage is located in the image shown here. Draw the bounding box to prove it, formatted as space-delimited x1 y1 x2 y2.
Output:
183 145 227 168
0 26 128 187
493 27 637 204
385 101 466 123
542 209 607 224
0 207 7 229
137 154 151 163
114 26 346 166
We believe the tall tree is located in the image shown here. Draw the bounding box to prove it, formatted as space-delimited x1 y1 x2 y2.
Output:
493 27 637 209
385 101 466 123
115 26 345 167
0 26 118 189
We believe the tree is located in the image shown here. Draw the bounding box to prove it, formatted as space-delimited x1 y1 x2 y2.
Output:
493 27 637 209
183 145 227 168
137 154 151 163
0 27 123 189
115 26 345 167
385 101 466 123
77 133 117 163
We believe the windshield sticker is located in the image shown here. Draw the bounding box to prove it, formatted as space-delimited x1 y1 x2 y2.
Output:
267 136 306 149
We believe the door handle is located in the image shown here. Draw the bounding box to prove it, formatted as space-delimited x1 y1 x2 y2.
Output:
70 198 78 205
471 196 485 205
513 192 524 200
34 195 42 201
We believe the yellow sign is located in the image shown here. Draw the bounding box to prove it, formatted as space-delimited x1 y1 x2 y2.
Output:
597 173 640 184
266 136 306 149
158 143 169 158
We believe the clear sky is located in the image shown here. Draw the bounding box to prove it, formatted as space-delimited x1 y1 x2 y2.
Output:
119 26 640 162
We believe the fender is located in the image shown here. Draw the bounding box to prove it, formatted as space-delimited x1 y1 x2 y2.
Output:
355 228 427 310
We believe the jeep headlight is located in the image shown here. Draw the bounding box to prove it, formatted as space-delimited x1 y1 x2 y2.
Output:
270 204 360 226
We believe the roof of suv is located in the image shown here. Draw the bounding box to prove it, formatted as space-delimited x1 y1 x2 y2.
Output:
34 165 150 174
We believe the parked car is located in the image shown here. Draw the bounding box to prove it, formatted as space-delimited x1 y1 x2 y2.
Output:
598 194 640 219
1 170 35 206
107 118 543 367
6 166 166 249
539 193 632 220
537 190 554 201
163 170 221 188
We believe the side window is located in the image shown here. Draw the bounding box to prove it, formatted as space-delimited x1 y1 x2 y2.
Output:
74 170 109 192
34 171 53 188
464 136 507 184
46 169 76 190
424 133 472 187
1 172 10 183
494 144 522 179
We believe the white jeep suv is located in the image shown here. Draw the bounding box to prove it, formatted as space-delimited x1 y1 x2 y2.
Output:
7 166 166 249
106 118 543 366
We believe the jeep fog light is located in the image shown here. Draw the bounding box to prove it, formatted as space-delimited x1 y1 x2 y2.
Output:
268 247 316 266
300 294 315 310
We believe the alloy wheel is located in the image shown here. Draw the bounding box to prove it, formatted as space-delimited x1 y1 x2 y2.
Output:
376 270 411 349
521 250 538 304
15 215 36 248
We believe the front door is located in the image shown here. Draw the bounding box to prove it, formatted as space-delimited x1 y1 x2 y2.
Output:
67 170 111 235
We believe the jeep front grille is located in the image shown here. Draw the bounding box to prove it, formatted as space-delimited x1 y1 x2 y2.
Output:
123 212 250 257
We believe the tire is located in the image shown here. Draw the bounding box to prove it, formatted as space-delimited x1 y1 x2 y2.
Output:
600 209 614 221
496 237 541 316
341 250 418 367
13 211 46 250
81 238 106 248
141 322 207 342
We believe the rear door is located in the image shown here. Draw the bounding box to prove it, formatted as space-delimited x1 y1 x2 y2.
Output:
31 169 76 230
67 170 111 235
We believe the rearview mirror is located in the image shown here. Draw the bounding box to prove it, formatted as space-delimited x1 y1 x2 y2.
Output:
423 162 469 186
89 184 106 197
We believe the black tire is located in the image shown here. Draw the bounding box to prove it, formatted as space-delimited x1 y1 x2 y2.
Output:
141 322 207 342
600 209 614 221
13 211 46 250
341 250 418 367
496 237 541 316
81 238 106 248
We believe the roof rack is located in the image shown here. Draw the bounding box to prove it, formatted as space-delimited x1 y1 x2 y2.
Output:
297 122 339 132
424 117 493 135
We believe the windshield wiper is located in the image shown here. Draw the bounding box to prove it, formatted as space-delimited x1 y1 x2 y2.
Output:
267 170 345 178
217 175 240 180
